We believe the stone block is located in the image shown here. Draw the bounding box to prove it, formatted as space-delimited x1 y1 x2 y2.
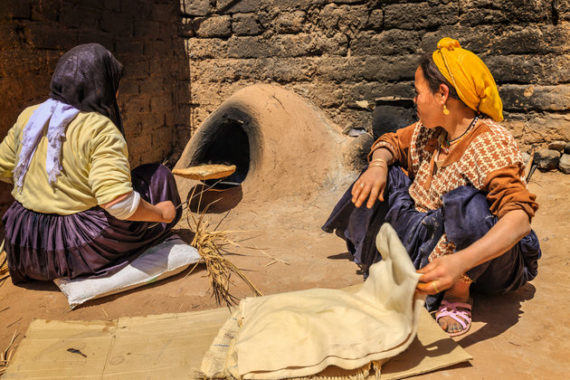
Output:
548 141 567 151
500 84 570 112
228 33 348 58
559 154 570 174
196 15 232 38
180 0 211 16
317 4 369 37
185 38 228 59
351 30 421 56
217 0 261 14
486 55 570 85
384 2 459 30
366 9 383 30
565 143 570 154
232 13 262 36
504 113 570 146
491 24 570 55
535 149 561 171
275 10 306 34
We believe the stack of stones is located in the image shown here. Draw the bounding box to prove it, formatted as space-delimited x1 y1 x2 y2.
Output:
534 141 570 174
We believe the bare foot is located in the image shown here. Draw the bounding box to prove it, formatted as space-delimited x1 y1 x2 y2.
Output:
437 280 472 335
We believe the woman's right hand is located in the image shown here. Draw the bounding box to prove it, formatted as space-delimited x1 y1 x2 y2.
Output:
155 201 176 223
351 165 388 208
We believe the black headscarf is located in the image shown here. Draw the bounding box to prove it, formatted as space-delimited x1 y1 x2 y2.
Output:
49 43 125 136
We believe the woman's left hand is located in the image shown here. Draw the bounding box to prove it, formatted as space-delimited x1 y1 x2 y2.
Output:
416 253 467 295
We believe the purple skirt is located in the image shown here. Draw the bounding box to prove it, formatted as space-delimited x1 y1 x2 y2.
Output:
3 163 182 284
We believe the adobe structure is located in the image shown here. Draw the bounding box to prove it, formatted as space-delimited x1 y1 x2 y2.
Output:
1 0 569 214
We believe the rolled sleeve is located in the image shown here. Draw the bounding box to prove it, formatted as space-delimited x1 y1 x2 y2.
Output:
485 165 538 220
368 123 416 168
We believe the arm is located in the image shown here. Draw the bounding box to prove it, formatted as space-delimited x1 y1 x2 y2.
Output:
352 148 394 208
101 191 175 223
417 209 530 294
352 123 417 209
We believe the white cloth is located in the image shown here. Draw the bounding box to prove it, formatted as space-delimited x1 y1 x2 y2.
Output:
201 223 425 379
104 191 141 220
14 98 80 190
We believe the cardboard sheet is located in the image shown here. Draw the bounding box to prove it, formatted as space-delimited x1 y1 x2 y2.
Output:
4 303 470 379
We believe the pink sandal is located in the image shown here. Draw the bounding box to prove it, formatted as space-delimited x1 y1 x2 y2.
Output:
435 299 472 337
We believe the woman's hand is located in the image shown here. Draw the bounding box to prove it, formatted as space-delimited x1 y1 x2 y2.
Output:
155 201 176 223
351 166 388 208
416 253 468 295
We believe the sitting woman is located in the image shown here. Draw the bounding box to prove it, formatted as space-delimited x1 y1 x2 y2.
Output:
0 43 182 284
323 38 541 337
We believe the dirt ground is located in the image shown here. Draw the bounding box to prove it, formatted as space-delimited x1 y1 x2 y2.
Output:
0 170 569 379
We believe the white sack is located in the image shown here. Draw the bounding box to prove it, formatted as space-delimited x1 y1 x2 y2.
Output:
54 235 200 308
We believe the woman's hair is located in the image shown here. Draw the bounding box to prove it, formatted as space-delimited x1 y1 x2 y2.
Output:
418 54 461 101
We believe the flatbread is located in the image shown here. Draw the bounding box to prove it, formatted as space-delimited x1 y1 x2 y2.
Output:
172 164 236 180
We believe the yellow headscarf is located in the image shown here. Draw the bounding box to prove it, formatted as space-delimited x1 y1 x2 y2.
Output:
432 37 503 122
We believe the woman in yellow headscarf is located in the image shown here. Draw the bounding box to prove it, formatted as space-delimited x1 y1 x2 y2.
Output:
323 38 540 336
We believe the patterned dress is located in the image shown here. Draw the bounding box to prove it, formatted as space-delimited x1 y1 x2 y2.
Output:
369 118 538 265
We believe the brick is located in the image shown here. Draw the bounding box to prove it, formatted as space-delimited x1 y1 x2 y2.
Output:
31 1 60 21
317 4 369 37
315 55 418 82
217 0 260 14
500 84 570 112
185 38 228 59
275 10 306 34
352 30 422 56
133 20 162 38
227 33 348 58
232 13 262 36
195 15 232 38
60 5 100 29
151 2 175 22
384 2 459 30
150 93 173 112
366 8 383 30
101 11 133 35
104 0 122 12
180 0 211 16
485 55 570 85
0 0 32 19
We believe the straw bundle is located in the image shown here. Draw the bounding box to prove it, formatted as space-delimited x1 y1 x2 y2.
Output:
0 248 9 287
0 331 17 376
186 187 262 307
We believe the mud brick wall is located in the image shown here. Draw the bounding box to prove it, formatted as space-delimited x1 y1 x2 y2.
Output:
0 0 190 216
181 0 569 151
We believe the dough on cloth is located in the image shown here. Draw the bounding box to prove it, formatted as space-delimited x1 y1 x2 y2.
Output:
200 223 424 379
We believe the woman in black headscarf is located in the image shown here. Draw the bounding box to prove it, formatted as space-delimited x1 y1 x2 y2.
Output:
0 43 182 284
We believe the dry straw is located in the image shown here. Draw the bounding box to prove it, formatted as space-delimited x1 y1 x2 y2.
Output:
0 331 18 376
185 185 262 307
0 247 9 287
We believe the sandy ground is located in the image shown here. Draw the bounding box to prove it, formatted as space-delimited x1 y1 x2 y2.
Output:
0 170 569 379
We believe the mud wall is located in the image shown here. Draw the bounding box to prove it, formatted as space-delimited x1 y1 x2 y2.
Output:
182 0 569 150
0 0 190 215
